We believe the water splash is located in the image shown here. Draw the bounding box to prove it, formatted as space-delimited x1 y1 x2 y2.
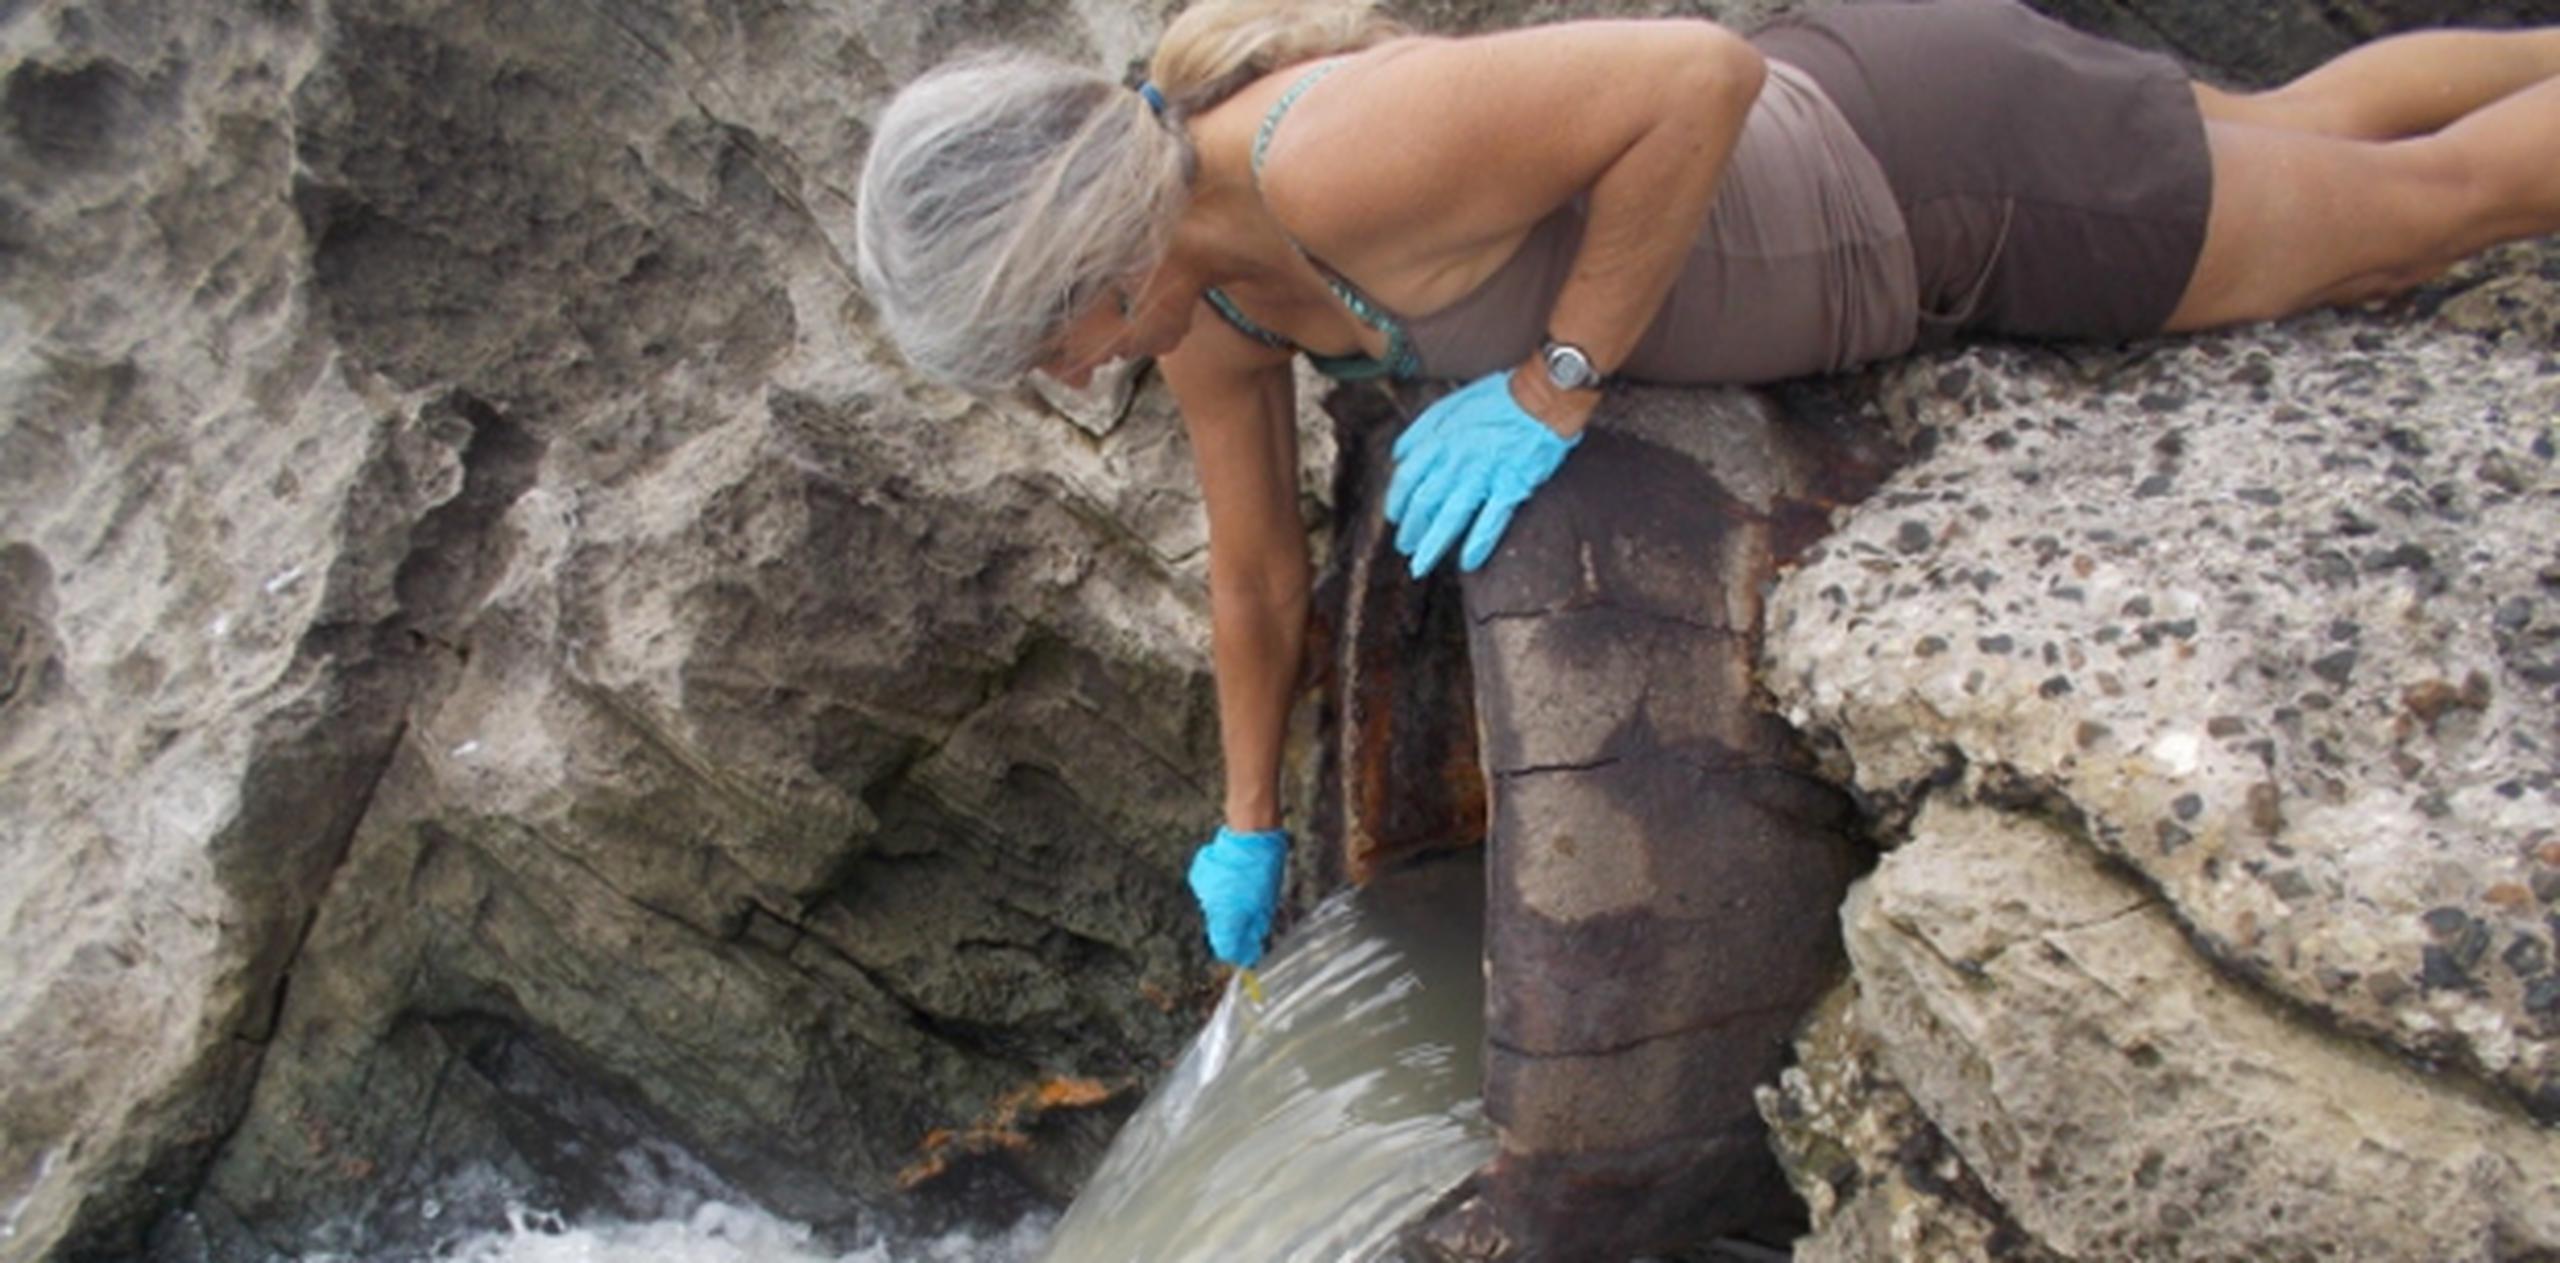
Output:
1042 851 1489 1263
438 1200 1052 1263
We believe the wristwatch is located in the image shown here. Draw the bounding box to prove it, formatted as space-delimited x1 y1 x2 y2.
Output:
1539 338 1604 392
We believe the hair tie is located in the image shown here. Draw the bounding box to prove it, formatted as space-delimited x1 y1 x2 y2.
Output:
1138 81 1168 118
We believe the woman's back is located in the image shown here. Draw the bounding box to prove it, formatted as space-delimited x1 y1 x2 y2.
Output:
1398 57 1920 385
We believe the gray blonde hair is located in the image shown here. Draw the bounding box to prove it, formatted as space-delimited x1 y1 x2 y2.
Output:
856 54 1188 391
1150 0 1406 118
854 2 1405 391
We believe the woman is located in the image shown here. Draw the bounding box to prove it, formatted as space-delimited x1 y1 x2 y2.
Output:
856 0 2560 970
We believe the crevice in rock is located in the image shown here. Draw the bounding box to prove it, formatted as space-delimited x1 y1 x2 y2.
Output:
827 952 1049 1076
501 816 733 942
0 542 65 747
1890 1118 2053 1261
3 56 177 175
126 391 560 1257
392 393 545 639
1949 759 2557 1124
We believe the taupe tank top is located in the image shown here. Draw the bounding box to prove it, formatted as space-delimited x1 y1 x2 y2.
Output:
1212 58 1920 386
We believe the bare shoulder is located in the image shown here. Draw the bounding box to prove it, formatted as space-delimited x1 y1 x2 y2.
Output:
1254 20 1765 267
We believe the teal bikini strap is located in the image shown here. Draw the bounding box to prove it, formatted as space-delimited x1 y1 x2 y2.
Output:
1251 62 1344 181
1246 62 1421 380
1200 285 1401 382
1203 287 1293 350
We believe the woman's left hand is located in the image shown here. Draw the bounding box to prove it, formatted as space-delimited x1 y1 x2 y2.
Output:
1385 370 1581 578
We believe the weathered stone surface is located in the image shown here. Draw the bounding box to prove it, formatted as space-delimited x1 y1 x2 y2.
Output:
1769 243 2560 1121
1759 987 2054 1263
2 2 1258 1258
0 6 414 1257
8 0 2558 1258
1764 242 2560 1255
1783 801 2560 1260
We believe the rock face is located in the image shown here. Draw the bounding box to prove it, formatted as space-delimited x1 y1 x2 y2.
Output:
7 0 2560 1260
1761 243 2560 1258
2030 0 2560 87
3 3 1247 1259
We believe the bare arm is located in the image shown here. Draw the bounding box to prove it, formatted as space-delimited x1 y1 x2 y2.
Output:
1160 311 1308 833
1260 19 1768 432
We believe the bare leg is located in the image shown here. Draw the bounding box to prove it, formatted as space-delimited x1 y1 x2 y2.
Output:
2166 75 2560 330
2195 27 2560 138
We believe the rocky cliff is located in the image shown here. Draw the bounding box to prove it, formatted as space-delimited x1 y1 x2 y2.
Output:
3 3 1238 1257
1 0 2555 1260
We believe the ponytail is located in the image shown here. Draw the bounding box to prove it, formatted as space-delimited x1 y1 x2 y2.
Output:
1147 0 1407 119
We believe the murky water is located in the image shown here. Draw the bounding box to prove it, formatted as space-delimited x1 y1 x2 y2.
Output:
1042 850 1490 1263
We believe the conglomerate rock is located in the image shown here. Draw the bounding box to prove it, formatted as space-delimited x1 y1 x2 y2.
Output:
1772 802 2560 1261
1762 243 2560 1256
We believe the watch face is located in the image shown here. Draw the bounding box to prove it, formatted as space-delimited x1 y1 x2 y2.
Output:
1543 342 1598 391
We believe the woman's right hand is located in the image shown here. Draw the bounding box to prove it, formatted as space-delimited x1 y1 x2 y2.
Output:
1187 825 1289 967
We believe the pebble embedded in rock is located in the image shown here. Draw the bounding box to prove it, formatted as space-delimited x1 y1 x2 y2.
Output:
2528 976 2560 1017
2364 542 2435 574
2421 947 2474 992
2252 778 2293 835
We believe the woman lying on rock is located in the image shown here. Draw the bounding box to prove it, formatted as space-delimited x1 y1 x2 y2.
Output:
859 0 2560 956
856 0 2559 1246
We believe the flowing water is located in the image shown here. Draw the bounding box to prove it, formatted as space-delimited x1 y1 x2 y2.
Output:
1041 850 1490 1263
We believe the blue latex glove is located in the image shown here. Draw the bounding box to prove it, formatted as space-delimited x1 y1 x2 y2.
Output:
1384 371 1580 578
1186 826 1287 968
